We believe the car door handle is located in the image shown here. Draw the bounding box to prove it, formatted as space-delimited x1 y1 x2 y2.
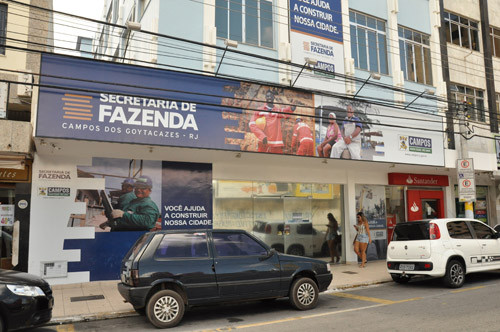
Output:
456 244 461 247
482 243 487 246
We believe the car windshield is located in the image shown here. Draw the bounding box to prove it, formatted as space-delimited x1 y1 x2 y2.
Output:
392 222 430 241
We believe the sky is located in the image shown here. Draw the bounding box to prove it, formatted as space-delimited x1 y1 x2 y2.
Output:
53 0 105 55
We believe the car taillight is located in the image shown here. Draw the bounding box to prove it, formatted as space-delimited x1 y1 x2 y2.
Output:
429 223 441 240
387 262 393 269
131 269 139 286
265 224 272 234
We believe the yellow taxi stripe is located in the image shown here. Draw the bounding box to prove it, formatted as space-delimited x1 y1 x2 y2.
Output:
451 285 485 293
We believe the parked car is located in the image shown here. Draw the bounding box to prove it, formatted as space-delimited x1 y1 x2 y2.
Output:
251 220 332 257
118 229 333 328
0 269 53 331
387 218 500 288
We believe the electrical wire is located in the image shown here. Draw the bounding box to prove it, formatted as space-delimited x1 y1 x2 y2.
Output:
4 0 499 133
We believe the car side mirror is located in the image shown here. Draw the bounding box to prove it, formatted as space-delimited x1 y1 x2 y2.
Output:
260 248 276 261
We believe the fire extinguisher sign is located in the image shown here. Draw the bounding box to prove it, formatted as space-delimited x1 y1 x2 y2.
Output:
457 158 476 202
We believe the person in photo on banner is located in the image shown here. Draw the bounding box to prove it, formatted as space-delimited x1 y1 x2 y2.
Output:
100 175 160 231
354 211 371 268
330 105 362 159
291 117 314 156
112 178 136 209
249 89 296 153
317 112 341 157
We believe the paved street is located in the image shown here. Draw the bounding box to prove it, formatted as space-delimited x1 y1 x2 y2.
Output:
40 271 500 332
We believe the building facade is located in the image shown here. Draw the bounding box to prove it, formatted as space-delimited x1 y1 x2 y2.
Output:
0 0 52 271
23 0 500 284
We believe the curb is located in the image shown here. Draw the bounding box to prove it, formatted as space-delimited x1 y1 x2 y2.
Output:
48 310 137 326
47 279 394 326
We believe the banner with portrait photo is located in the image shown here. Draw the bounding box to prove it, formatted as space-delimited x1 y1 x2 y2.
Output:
314 97 445 166
56 157 212 281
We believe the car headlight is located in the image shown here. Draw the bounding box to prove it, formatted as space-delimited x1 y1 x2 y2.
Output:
6 285 45 297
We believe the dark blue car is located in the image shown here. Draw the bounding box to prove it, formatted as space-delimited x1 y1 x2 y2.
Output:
118 229 333 328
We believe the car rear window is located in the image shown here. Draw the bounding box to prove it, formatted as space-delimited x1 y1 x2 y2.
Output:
123 233 151 261
155 233 209 259
392 222 430 241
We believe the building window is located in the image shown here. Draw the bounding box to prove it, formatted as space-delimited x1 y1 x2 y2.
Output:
490 27 500 57
443 11 479 51
138 0 151 19
450 84 485 122
398 26 432 85
349 11 388 75
215 0 273 48
0 3 7 55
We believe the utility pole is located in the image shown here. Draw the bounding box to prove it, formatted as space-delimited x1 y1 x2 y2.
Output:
457 102 475 219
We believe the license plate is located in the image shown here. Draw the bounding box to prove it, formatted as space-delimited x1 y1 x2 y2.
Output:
399 264 415 271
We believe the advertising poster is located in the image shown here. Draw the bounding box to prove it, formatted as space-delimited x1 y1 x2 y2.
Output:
355 184 387 261
46 157 213 281
37 54 444 167
37 54 315 158
289 0 345 93
0 205 14 226
314 97 445 166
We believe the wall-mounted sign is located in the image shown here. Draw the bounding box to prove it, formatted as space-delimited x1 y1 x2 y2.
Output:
37 54 444 167
289 0 345 93
457 158 476 202
0 160 32 183
388 173 449 187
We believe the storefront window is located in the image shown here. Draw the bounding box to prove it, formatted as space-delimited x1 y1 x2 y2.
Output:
454 185 488 222
213 180 343 259
0 187 15 269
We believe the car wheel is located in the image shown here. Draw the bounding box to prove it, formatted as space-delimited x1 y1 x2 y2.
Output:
146 289 185 328
287 245 305 256
391 273 411 284
443 259 465 288
289 277 319 310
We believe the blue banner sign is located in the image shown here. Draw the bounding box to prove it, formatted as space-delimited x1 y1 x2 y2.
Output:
290 0 343 42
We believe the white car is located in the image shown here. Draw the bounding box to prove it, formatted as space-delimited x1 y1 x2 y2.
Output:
251 221 329 257
387 218 500 288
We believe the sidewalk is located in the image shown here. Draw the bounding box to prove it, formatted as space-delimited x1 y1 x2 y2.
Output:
50 260 392 325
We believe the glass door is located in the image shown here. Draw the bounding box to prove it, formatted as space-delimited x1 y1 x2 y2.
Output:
283 197 313 256
0 187 15 269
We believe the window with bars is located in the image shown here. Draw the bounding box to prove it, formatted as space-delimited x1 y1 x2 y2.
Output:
443 11 479 51
0 3 7 55
398 26 432 85
349 10 388 75
215 0 273 48
450 84 485 122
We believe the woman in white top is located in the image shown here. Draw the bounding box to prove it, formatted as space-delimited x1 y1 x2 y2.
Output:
354 211 371 268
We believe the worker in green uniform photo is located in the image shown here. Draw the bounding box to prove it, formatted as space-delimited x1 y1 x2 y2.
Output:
108 175 160 231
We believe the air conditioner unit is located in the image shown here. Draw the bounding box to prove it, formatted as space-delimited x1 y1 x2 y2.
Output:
17 73 33 98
